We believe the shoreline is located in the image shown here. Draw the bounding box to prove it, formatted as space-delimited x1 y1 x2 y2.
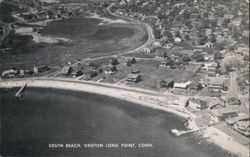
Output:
0 79 191 119
0 79 249 157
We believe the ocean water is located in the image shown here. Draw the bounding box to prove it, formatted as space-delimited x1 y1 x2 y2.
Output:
0 16 144 72
0 88 234 157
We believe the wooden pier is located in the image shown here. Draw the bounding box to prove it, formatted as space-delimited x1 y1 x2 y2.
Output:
171 126 207 136
15 81 28 98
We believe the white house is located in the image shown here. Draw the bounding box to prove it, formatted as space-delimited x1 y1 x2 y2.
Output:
187 98 208 111
173 81 192 89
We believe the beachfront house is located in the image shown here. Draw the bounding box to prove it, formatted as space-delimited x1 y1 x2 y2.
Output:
125 57 136 66
109 58 119 65
62 66 72 75
200 77 228 91
140 47 151 53
187 98 208 111
104 64 117 75
159 78 174 88
131 69 140 74
233 121 250 136
173 81 192 89
19 70 25 77
126 74 141 83
190 82 203 91
227 97 241 106
210 108 238 121
209 101 226 110
71 67 83 77
159 59 174 68
1 69 18 77
155 47 167 58
85 70 97 80
226 115 250 126
33 65 49 74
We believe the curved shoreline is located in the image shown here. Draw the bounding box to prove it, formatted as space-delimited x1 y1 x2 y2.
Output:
0 79 191 119
0 79 249 157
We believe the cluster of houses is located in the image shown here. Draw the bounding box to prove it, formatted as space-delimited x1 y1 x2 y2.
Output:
1 65 50 78
114 0 248 47
159 74 228 94
140 46 222 72
11 0 91 23
185 96 249 136
61 57 141 82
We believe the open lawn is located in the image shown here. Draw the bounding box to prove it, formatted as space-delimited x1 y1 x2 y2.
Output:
117 59 201 91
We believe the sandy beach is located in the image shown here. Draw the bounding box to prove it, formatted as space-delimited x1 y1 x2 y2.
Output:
0 79 249 157
0 79 191 119
88 13 128 25
15 26 71 44
201 127 249 157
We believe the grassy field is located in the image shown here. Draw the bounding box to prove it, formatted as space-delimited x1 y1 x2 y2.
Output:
79 57 201 91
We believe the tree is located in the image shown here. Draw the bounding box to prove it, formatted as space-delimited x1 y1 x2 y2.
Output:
184 34 190 40
214 52 223 60
210 19 218 27
202 19 210 28
221 19 230 28
183 10 190 19
209 34 216 43
192 52 204 62
225 64 233 72
175 30 181 38
215 43 225 51
202 12 209 18
181 55 191 62
154 28 161 39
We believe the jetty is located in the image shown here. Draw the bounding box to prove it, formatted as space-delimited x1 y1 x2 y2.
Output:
15 81 28 98
171 126 207 136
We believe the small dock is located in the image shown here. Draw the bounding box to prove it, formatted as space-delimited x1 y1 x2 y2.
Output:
15 81 28 98
171 126 207 136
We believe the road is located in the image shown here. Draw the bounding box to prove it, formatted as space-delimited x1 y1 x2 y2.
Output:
106 3 155 55
229 71 239 97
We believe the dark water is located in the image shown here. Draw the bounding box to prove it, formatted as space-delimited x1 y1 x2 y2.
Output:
0 2 17 23
0 88 234 157
0 16 144 72
40 17 134 41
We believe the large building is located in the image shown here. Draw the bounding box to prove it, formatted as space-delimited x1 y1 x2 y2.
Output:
210 108 238 121
187 98 208 110
126 74 141 83
200 77 229 91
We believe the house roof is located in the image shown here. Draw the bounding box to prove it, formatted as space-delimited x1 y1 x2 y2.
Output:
227 97 241 105
235 115 250 121
189 98 207 106
203 77 225 85
62 66 71 72
155 47 167 54
165 78 174 83
174 81 192 88
210 108 238 117
127 74 140 79
174 37 182 43
235 121 250 130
